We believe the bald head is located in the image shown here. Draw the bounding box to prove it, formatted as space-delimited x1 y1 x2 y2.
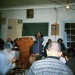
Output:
47 42 62 57
48 42 61 52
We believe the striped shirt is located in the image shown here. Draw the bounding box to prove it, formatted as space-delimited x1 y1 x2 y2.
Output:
27 56 73 75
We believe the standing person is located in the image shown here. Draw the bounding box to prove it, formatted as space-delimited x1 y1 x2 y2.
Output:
65 47 75 75
27 42 73 75
31 32 44 55
0 52 16 75
57 38 66 52
44 39 52 57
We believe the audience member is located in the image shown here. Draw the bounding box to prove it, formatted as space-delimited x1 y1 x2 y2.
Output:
65 47 75 75
31 32 44 55
2 42 16 69
27 42 73 75
57 38 66 52
6 38 13 45
13 38 19 47
0 52 16 75
44 39 52 57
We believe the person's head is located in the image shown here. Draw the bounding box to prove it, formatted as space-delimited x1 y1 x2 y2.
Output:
3 42 13 51
65 47 75 61
47 39 52 44
7 38 12 42
46 42 62 57
57 38 63 44
35 32 43 37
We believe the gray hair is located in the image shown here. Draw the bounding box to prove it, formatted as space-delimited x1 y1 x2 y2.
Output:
48 42 61 52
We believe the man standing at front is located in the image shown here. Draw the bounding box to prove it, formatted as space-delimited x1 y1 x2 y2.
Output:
27 42 73 75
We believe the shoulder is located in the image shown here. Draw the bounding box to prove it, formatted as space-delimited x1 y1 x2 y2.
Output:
61 43 65 45
0 52 4 57
0 52 5 60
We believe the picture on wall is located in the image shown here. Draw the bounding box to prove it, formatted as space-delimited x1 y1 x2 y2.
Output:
51 23 59 35
27 9 34 18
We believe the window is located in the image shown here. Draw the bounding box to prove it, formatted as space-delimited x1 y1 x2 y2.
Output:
65 23 75 48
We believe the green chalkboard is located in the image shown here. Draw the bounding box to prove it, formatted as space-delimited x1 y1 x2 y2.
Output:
22 23 49 36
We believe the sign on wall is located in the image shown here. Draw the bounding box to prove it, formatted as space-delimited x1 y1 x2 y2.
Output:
51 23 59 35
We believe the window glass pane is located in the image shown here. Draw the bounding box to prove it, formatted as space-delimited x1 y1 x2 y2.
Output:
71 30 75 35
67 42 70 47
71 36 75 41
65 23 70 28
71 23 75 28
71 42 75 47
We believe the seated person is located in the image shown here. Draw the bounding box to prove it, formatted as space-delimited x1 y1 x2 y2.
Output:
44 39 52 57
27 42 73 75
6 38 13 45
65 47 75 75
57 38 66 52
0 52 16 75
2 42 16 69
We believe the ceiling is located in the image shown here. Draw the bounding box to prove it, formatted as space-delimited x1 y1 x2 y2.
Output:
0 0 75 9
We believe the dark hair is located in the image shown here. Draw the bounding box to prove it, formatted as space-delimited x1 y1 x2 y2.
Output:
48 39 52 42
35 32 43 37
57 38 63 42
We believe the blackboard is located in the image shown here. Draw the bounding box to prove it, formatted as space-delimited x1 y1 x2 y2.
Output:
22 23 49 36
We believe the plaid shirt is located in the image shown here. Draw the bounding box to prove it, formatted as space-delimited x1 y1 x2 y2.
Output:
0 52 12 75
27 56 73 75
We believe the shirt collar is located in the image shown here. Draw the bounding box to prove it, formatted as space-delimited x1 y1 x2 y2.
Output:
47 56 59 60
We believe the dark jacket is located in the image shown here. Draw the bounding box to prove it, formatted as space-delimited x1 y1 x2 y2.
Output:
66 58 75 75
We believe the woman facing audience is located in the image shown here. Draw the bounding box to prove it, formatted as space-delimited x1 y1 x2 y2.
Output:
31 32 44 55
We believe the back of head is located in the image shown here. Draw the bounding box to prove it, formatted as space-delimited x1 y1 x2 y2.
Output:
47 42 62 57
3 42 13 51
48 42 61 52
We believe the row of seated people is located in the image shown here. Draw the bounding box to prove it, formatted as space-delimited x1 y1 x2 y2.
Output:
0 36 75 75
0 31 66 56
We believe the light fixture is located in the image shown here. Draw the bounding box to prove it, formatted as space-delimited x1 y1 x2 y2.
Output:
66 0 69 10
66 4 69 10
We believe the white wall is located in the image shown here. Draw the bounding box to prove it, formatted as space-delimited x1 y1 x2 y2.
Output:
1 5 75 46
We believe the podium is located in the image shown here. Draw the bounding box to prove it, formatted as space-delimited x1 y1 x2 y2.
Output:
16 37 34 69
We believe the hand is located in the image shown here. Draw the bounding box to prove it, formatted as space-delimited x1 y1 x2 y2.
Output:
11 58 16 64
